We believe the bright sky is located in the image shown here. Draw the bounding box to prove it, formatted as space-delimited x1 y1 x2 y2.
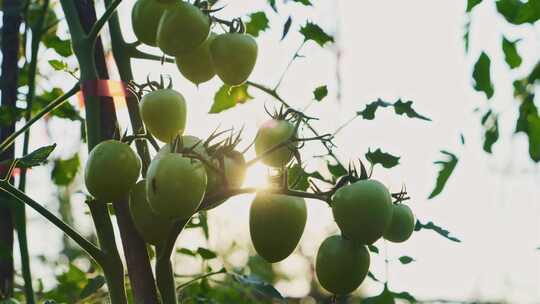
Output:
10 0 540 302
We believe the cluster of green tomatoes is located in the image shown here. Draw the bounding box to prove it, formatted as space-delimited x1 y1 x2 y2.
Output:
131 0 258 86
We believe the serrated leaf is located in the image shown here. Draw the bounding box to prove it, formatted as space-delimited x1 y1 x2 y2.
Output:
210 84 253 113
43 33 73 57
300 22 334 47
472 52 494 99
467 0 483 12
429 150 458 199
393 99 431 121
48 59 67 71
232 274 285 302
502 36 522 69
197 247 217 260
496 0 540 25
18 144 56 168
313 85 328 101
358 98 430 121
366 148 400 169
52 154 80 185
79 275 105 299
281 16 292 40
415 220 461 243
398 256 415 264
287 164 310 191
245 12 269 37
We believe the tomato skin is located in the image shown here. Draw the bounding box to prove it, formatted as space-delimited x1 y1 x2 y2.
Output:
139 89 187 143
383 204 415 243
202 151 247 210
85 140 141 202
176 33 216 85
146 153 207 219
210 33 258 85
316 235 370 295
131 0 167 46
254 119 296 168
157 1 210 56
249 193 306 263
332 179 393 245
129 180 173 245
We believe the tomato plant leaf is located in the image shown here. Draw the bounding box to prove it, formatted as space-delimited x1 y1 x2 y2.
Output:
502 36 522 69
197 247 217 260
392 290 417 303
393 99 431 121
287 164 310 191
0 105 25 126
526 114 540 162
281 16 293 40
467 0 483 12
313 85 328 101
79 275 105 299
300 22 334 47
43 34 73 57
292 0 312 6
357 98 430 121
366 148 400 169
496 0 540 25
246 12 269 37
327 161 347 181
48 59 68 71
52 154 80 186
481 110 499 153
472 52 494 99
267 0 277 12
18 144 56 168
367 271 380 282
210 84 253 113
362 287 395 304
428 150 458 199
231 273 285 302
177 248 196 256
367 244 379 254
464 19 471 53
415 220 461 243
398 256 415 264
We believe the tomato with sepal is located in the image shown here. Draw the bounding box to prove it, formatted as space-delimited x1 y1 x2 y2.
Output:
176 32 217 85
131 0 167 46
210 33 258 85
139 89 187 143
254 119 297 168
384 203 415 243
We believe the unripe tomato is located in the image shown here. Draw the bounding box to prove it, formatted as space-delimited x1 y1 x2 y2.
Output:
146 153 207 219
129 180 174 245
139 89 187 143
157 1 210 56
176 32 216 85
316 235 370 295
210 33 258 85
384 204 415 243
131 0 167 47
157 135 206 158
202 150 247 209
332 179 393 245
254 119 296 168
85 140 141 202
249 193 306 263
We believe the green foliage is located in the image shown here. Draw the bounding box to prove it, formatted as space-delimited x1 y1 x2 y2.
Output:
51 154 80 186
472 52 494 99
366 148 400 169
300 22 334 47
398 256 415 264
246 12 269 37
79 275 106 299
43 264 89 302
358 98 431 121
231 273 285 302
481 110 499 153
502 36 522 69
292 0 312 6
363 286 416 304
18 144 56 169
428 150 458 199
210 84 253 113
33 88 82 121
313 85 328 101
415 220 461 243
466 0 483 12
0 106 25 126
281 16 292 40
496 0 540 25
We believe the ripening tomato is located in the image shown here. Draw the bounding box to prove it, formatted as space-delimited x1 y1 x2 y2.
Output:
139 89 187 143
129 180 174 245
384 204 415 243
85 140 141 202
254 119 296 168
176 32 216 85
250 193 306 263
156 1 210 56
332 179 393 244
210 33 258 85
131 0 167 47
146 153 207 219
316 235 370 295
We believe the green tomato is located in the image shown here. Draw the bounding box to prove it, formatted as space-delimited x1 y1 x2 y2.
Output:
157 1 210 56
131 0 168 46
210 33 258 86
332 179 393 245
139 89 187 143
157 135 205 158
316 235 370 295
250 193 306 263
146 153 207 219
85 140 141 202
176 32 216 85
129 180 174 245
254 119 296 168
384 204 415 243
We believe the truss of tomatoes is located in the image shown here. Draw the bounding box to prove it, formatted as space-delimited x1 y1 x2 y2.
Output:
83 0 416 297
131 0 257 86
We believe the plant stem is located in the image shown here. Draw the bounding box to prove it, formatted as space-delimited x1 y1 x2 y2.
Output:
156 246 177 304
176 268 226 290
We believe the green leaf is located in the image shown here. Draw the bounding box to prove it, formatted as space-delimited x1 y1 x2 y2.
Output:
287 164 310 191
245 12 269 37
231 273 285 302
177 248 196 256
428 150 458 199
51 154 80 185
467 0 483 12
358 99 392 120
472 52 494 99
34 88 82 121
79 275 105 299
393 99 431 120
281 16 292 40
398 256 415 264
18 144 56 168
367 271 380 282
496 0 540 25
48 59 67 71
327 161 347 180
367 244 379 254
362 287 395 304
43 33 73 57
197 247 217 260
464 20 471 53
300 22 334 47
313 85 328 101
415 220 461 242
358 98 431 121
267 0 277 12
210 84 253 113
481 110 499 153
392 291 417 303
0 106 25 126
292 0 312 5
526 114 540 162
502 36 522 69
366 148 400 169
